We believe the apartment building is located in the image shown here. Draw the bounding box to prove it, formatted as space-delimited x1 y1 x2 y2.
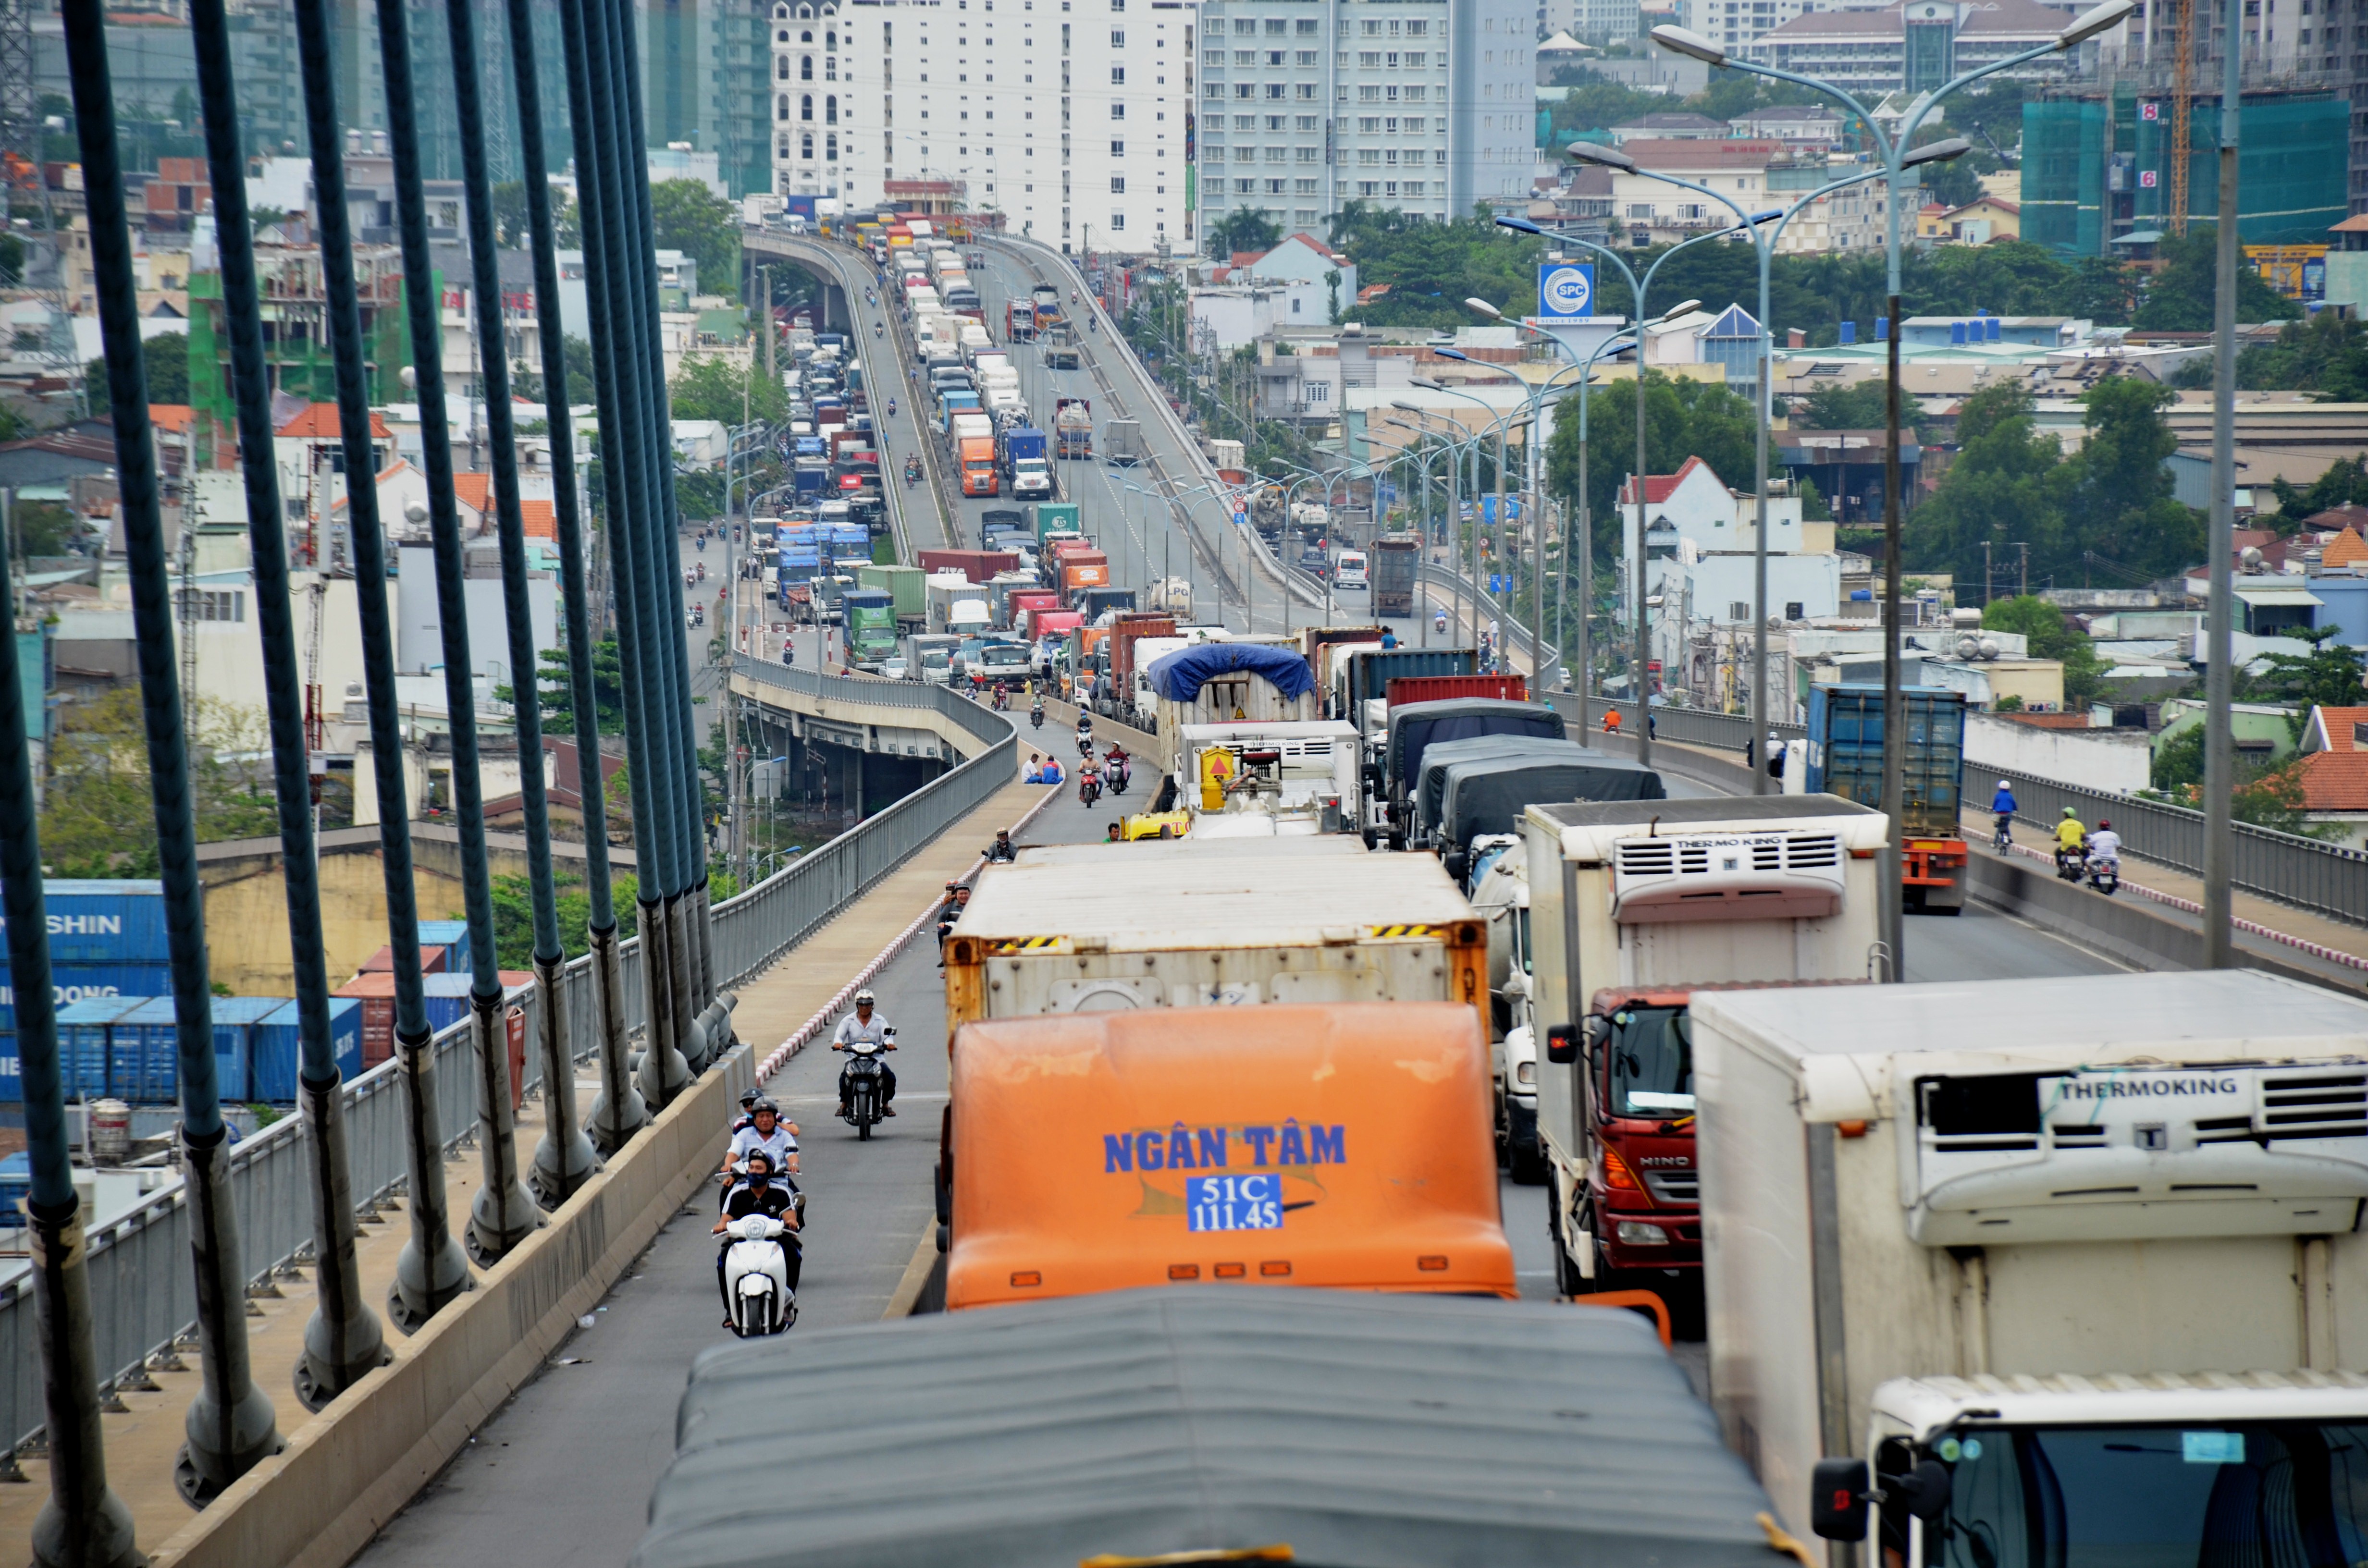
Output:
1744 0 2076 93
1674 0 1829 56
816 0 1199 254
1194 0 1534 238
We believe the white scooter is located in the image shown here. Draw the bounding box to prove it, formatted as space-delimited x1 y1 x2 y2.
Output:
721 1212 798 1337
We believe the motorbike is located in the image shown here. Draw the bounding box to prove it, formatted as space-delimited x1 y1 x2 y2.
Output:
2086 854 2120 897
1030 704 1045 730
1077 732 1095 760
842 1030 893 1141
876 322 885 337
992 685 1011 712
1108 753 1130 795
888 398 898 417
719 1212 797 1337
2055 845 2086 882
1080 769 1102 808
1993 813 2013 855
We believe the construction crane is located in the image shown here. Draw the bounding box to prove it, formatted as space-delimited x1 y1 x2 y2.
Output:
2170 0 2196 234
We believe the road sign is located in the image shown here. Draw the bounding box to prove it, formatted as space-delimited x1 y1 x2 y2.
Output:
1233 510 1248 528
1489 574 1514 593
1538 261 1597 319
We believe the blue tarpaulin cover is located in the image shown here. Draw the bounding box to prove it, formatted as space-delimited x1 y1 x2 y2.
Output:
1143 643 1317 702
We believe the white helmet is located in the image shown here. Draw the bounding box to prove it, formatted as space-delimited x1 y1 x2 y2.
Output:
854 988 876 1007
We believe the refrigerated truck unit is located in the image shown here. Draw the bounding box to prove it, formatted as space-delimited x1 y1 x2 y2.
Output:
1690 969 2368 1560
1806 683 1968 914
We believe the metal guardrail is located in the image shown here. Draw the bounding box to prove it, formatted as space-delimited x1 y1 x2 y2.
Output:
0 669 1018 1456
1986 767 2368 930
1542 691 2366 928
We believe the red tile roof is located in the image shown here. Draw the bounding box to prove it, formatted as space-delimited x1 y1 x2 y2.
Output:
451 473 491 514
1617 454 1712 507
521 500 556 540
2325 527 2368 569
148 404 194 433
275 403 391 440
2297 707 2368 811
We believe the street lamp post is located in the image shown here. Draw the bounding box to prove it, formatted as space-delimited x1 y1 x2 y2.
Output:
1646 0 2129 966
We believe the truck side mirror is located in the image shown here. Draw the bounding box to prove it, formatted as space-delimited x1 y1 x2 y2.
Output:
1361 761 1381 786
1582 1015 1612 1054
1545 1025 1579 1066
1810 1458 1870 1541
1443 849 1468 882
1894 1459 1952 1523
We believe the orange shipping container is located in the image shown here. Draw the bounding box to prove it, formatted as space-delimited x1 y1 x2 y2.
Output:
941 1002 1516 1311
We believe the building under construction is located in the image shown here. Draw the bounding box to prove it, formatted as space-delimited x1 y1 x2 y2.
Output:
2023 85 2349 260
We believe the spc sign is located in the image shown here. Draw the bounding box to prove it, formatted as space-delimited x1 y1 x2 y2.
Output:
1538 261 1595 318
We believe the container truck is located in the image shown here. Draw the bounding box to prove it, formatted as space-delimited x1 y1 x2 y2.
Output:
1026 501 1080 542
1054 397 1093 458
1073 586 1137 620
1059 552 1110 600
925 576 989 634
1693 969 2368 1564
1370 535 1421 617
944 836 1485 1030
1523 794 1887 1310
1805 682 1969 914
857 563 927 633
916 548 1018 583
1141 642 1321 767
1374 696 1566 849
841 588 899 668
958 435 1000 497
1001 427 1051 498
1103 417 1145 466
939 1002 1517 1311
1041 322 1080 370
1172 719 1361 837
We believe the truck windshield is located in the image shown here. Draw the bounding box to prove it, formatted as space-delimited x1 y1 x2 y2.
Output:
1918 1422 2368 1568
979 646 1030 668
1605 1006 1692 1118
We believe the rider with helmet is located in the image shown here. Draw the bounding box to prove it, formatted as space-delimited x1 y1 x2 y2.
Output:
721 1098 799 1206
711 1147 799 1323
832 989 898 1118
2086 819 2121 869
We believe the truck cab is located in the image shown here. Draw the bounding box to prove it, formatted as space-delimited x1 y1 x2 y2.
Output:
1577 987 1702 1285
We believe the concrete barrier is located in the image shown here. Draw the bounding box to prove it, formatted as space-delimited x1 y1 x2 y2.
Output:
144 1048 754 1568
1965 850 2362 995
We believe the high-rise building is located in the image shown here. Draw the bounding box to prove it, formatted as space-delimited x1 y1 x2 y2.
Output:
1196 0 1534 239
821 0 1199 253
645 0 774 197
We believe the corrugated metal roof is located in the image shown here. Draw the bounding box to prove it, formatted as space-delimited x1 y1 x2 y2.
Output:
638 1288 1782 1568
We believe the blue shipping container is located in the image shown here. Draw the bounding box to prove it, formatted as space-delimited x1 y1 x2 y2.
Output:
1804 683 1967 839
53 996 146 1102
414 920 472 976
114 998 254 1105
252 997 363 1102
0 961 175 1032
418 974 478 1036
0 880 170 966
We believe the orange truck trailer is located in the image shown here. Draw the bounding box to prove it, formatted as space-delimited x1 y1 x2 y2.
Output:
940 1002 1517 1310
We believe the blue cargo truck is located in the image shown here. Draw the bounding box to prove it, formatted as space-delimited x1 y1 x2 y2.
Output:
1805 682 1969 914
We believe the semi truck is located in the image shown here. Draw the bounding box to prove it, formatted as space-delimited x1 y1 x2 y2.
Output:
1002 427 1051 498
856 563 927 634
958 435 999 497
939 1002 1517 1311
1523 795 1889 1308
1370 535 1421 617
1054 397 1093 459
1806 682 1969 915
841 588 899 668
1693 969 2368 1562
1103 417 1144 466
944 836 1485 1029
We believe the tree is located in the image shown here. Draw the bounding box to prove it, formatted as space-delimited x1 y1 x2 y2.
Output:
1543 371 1757 574
1920 158 1983 211
2058 376 2202 582
517 637 626 735
1786 378 1924 437
1981 593 2108 709
1324 203 1542 331
1207 208 1282 261
41 691 280 875
13 500 81 557
490 180 583 251
2236 312 2368 403
669 354 786 425
649 179 741 302
2132 231 2302 331
84 330 188 410
2239 626 2368 723
1903 383 2067 589
2264 455 2368 530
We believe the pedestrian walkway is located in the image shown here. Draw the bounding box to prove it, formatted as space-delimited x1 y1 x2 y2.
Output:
0 760 1054 1564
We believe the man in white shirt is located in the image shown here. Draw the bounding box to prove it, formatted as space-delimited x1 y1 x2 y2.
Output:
832 990 897 1118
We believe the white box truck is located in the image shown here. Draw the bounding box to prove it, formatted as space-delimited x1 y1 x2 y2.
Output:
1689 968 2368 1565
1524 796 1889 1301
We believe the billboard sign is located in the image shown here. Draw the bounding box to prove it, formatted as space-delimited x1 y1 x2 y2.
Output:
1537 262 1596 319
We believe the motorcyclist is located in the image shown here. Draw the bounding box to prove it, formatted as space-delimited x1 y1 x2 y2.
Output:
1105 744 1131 791
2055 806 2086 871
1435 608 1448 637
1990 780 2016 846
712 1148 798 1325
887 397 897 416
832 989 897 1117
2087 819 2121 869
935 880 972 960
985 829 1017 863
1030 694 1045 729
721 1098 799 1196
1079 755 1103 805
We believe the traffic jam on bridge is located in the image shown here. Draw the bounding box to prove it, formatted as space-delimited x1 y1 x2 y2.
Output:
10 0 2368 1559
